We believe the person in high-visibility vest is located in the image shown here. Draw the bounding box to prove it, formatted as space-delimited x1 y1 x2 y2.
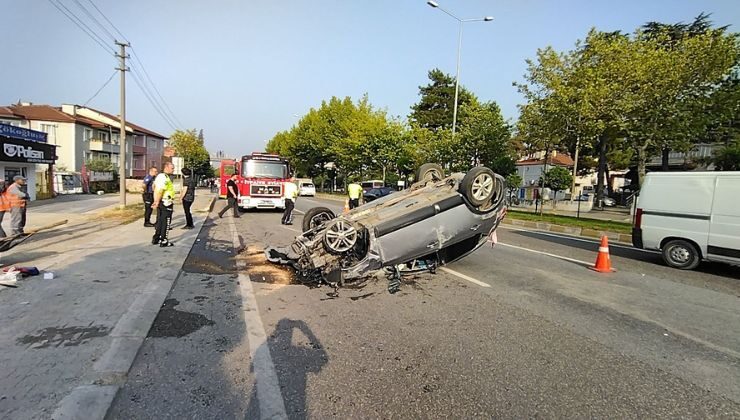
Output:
282 178 299 225
7 176 29 236
151 162 176 247
347 182 363 210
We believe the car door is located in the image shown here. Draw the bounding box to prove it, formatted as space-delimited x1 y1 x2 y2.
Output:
707 175 740 263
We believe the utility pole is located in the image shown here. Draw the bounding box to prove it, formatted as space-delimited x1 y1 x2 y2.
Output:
116 40 130 207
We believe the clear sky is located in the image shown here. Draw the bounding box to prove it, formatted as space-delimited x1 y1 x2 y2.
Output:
3 1 738 156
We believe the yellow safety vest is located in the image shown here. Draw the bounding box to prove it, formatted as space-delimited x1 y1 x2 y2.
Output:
348 183 363 199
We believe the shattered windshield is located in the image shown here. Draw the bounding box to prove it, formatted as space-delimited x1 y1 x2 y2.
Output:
242 160 288 179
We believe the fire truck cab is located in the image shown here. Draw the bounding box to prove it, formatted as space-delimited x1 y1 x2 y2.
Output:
219 153 291 210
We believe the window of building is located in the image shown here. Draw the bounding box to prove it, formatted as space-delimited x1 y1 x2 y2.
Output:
84 128 93 142
112 133 120 145
0 119 21 127
135 135 146 147
133 154 145 170
98 131 109 142
40 123 57 144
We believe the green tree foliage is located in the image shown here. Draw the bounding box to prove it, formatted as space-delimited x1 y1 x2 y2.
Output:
515 14 740 197
505 173 523 199
542 166 573 199
409 68 478 131
85 157 115 172
168 129 211 177
713 141 740 170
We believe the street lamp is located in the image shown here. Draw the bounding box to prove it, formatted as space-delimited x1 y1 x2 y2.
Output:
426 1 493 136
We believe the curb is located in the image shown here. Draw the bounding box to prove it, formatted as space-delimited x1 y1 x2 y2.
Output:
197 195 217 213
502 218 633 245
51 214 209 420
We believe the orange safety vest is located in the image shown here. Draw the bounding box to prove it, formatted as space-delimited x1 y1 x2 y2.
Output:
0 192 9 212
5 185 26 209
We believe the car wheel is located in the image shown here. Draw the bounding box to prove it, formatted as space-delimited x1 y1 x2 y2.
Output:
416 163 444 183
302 206 336 233
662 239 701 270
460 166 498 207
323 219 358 253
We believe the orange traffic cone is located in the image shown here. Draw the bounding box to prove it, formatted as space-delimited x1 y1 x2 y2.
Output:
343 201 350 213
590 236 615 272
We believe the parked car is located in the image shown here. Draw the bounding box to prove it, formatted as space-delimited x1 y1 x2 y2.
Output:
298 181 316 197
363 187 394 202
632 171 740 269
266 164 508 288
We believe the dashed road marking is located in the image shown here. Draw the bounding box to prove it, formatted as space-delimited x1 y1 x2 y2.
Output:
228 217 288 420
281 226 302 233
439 267 491 288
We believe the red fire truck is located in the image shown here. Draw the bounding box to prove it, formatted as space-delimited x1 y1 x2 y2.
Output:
218 153 292 210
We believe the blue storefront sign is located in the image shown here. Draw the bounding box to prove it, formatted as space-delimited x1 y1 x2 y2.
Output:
0 122 48 143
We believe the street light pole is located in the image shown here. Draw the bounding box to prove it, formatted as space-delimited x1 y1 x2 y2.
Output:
452 21 463 136
426 1 493 136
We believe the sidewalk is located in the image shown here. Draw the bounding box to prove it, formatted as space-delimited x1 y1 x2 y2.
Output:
0 193 215 419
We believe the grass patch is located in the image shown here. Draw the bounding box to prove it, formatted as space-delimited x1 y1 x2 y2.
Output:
507 210 632 234
96 203 145 225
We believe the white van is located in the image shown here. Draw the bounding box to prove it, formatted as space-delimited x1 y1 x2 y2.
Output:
298 181 316 197
632 171 740 269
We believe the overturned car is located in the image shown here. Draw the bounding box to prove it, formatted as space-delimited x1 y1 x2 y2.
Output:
265 164 507 292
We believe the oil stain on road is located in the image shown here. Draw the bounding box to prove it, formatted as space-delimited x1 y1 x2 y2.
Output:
148 298 215 338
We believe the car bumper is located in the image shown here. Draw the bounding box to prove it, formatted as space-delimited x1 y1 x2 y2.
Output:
240 197 285 209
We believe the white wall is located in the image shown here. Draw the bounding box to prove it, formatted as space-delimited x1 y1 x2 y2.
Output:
0 163 38 201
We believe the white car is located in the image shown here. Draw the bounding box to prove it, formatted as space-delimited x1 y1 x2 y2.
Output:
298 182 316 196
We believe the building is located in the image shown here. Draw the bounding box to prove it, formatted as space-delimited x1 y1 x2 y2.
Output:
210 150 228 168
0 103 167 187
0 122 58 201
515 152 575 187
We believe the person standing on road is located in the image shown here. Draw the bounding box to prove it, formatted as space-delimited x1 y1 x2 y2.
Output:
218 173 240 219
347 181 363 210
180 167 196 229
151 162 176 247
7 176 29 236
142 167 158 227
0 180 9 238
282 178 298 225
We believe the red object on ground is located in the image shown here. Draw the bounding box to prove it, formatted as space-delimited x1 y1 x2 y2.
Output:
590 235 616 273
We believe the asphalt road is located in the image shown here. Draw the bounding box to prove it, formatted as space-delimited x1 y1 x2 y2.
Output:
108 196 740 419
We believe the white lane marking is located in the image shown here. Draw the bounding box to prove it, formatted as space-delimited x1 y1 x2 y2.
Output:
228 217 288 420
499 225 659 254
293 209 305 215
439 267 491 288
281 226 301 233
497 242 594 267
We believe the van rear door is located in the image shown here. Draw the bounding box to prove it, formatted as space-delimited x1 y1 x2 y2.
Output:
708 175 740 263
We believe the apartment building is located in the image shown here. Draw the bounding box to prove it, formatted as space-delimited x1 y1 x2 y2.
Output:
0 103 167 180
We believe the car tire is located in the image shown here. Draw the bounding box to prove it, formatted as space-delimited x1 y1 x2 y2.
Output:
662 239 701 270
460 166 498 207
416 163 445 183
302 207 336 233
322 218 358 254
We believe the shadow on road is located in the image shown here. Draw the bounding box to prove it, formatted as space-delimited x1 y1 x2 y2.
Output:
245 319 328 420
513 230 740 281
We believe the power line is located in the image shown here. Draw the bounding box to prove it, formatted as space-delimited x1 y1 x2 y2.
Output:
129 65 178 131
82 0 184 130
71 0 116 41
130 47 185 128
46 0 114 55
84 0 128 42
83 70 118 106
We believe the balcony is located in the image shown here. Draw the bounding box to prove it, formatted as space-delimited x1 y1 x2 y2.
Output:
89 139 119 154
133 145 147 154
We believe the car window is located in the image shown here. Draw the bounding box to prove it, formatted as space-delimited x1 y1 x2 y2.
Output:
367 188 380 195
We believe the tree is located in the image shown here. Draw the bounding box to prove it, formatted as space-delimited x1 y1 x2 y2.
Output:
542 166 573 201
85 157 115 172
505 173 523 201
458 101 515 175
410 68 478 131
713 142 740 170
168 129 211 177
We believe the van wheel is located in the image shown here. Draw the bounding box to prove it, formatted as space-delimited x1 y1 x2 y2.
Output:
662 239 701 270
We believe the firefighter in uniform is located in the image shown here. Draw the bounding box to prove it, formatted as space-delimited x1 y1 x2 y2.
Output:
151 162 176 247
